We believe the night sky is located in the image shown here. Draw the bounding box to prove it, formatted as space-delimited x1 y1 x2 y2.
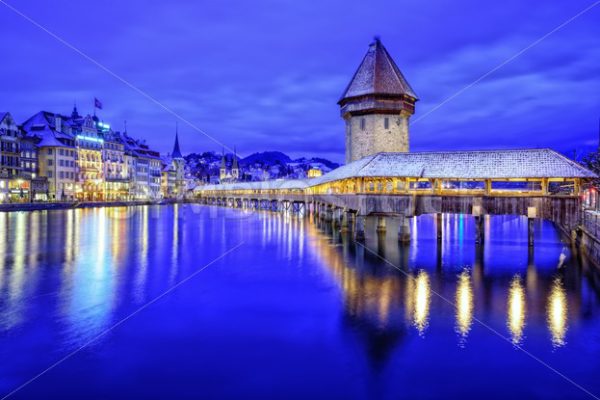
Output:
0 0 598 162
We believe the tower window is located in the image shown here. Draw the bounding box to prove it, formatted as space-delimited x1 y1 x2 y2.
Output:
384 117 389 129
360 118 366 131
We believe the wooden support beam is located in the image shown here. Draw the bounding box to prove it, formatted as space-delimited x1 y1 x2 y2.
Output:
528 218 535 247
475 215 485 245
436 213 443 241
376 216 386 233
398 215 411 243
340 210 349 232
355 215 366 241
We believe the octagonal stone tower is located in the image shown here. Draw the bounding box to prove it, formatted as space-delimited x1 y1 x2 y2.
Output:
339 38 418 163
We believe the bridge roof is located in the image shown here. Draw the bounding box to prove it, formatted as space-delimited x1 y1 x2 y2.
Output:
202 179 311 192
200 149 595 193
314 148 596 184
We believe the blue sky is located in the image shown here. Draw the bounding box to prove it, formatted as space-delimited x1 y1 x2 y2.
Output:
0 0 598 162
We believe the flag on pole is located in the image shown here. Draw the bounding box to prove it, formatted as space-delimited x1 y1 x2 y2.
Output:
94 98 103 109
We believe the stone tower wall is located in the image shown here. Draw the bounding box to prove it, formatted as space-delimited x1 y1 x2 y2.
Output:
345 113 410 163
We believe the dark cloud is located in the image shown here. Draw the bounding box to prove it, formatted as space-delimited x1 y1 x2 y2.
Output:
0 0 598 162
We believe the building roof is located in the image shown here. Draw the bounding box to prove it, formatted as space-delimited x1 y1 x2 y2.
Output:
172 131 183 159
200 149 596 193
35 126 69 148
203 179 311 192
339 38 417 102
314 149 596 184
0 112 7 123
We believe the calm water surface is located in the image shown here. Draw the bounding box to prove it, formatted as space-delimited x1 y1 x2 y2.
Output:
0 205 600 399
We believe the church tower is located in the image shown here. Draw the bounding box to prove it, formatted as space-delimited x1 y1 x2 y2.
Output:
339 37 418 163
231 147 239 181
171 124 185 197
220 150 227 182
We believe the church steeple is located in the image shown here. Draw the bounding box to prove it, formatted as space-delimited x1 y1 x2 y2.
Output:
71 102 81 120
340 38 418 163
220 149 227 181
172 122 183 159
232 147 239 181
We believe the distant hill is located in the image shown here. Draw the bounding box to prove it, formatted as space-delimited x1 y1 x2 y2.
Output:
241 151 291 167
184 150 340 183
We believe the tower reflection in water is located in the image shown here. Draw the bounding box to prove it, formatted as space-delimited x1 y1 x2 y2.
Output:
308 213 591 355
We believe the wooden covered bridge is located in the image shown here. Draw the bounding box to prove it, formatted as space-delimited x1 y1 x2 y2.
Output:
198 148 595 245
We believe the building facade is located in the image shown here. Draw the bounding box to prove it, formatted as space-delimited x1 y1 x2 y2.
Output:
1 107 184 204
74 115 105 201
0 112 23 201
103 131 128 200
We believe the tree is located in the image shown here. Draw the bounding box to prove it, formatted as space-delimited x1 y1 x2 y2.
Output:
582 150 600 188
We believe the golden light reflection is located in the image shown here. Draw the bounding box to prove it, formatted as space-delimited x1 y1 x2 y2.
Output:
135 206 149 303
455 270 473 342
10 213 27 302
507 275 526 345
547 278 568 348
412 270 431 335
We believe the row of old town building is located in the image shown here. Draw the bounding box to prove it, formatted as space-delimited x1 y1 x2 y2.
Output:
0 107 188 202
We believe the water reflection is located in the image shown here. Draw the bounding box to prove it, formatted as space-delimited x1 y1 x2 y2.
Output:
455 270 474 343
0 206 598 397
411 270 431 335
507 275 526 345
547 277 568 348
308 213 598 355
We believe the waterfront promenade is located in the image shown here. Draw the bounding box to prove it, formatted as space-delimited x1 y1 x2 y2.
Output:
0 199 183 212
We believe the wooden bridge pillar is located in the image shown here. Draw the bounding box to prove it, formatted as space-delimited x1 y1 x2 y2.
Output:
331 208 341 227
317 203 324 219
376 216 386 234
528 218 535 247
340 210 349 232
436 213 443 241
398 215 411 243
528 207 537 247
325 206 333 222
475 215 485 244
355 215 366 241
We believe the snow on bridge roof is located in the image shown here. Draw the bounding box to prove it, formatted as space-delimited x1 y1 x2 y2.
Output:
314 148 596 184
200 149 596 192
202 179 311 192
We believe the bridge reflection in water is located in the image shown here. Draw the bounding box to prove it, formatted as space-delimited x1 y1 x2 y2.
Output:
305 211 595 357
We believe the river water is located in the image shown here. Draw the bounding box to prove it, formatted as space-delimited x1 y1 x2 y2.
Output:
0 204 599 399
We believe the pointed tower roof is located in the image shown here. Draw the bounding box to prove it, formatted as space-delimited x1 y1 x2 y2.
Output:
232 147 239 169
172 123 183 159
71 103 81 120
339 37 417 103
221 149 227 169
